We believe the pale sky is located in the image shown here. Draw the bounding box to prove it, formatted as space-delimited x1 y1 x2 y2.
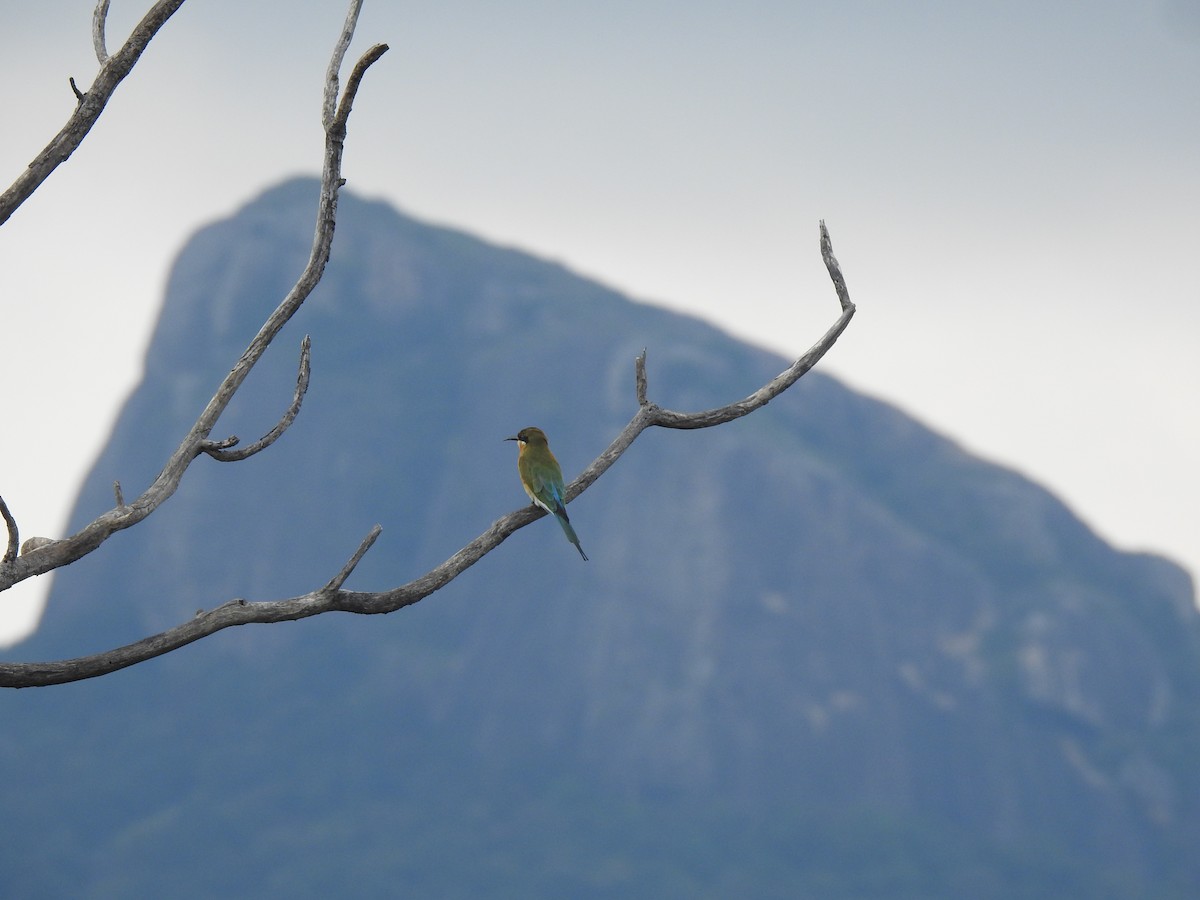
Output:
1 1 1197 645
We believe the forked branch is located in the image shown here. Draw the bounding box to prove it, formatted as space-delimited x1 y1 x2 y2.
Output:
572 221 854 498
201 336 313 462
0 0 856 688
0 6 388 596
0 0 188 227
0 223 855 688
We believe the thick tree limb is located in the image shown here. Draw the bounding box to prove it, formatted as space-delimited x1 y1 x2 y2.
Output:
0 223 855 688
0 0 188 227
0 14 388 595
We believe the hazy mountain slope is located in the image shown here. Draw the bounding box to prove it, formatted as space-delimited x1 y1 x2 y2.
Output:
3 179 1197 898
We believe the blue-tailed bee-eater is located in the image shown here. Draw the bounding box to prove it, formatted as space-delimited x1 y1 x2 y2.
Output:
505 426 588 561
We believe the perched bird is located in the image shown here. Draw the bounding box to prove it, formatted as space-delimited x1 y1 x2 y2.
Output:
505 426 588 561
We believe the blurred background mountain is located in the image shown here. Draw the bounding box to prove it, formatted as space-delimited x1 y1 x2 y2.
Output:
2 179 1197 898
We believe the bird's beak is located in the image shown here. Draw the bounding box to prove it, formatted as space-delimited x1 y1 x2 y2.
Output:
504 436 518 442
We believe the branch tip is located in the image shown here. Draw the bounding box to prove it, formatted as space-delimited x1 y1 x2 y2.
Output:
0 496 18 568
819 220 853 313
322 524 382 595
203 335 313 463
635 349 649 407
321 0 364 127
92 0 111 64
332 44 389 133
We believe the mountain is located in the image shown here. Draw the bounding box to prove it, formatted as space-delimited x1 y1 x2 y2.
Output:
2 178 1198 898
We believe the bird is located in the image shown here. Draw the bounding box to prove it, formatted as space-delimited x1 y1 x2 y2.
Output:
505 426 588 561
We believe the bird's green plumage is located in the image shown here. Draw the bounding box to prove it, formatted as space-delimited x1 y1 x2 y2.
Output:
507 426 588 561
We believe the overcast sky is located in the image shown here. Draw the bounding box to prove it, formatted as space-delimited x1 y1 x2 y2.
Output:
1 0 1197 645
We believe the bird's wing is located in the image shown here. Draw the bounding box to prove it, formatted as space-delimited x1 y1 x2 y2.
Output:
529 467 565 509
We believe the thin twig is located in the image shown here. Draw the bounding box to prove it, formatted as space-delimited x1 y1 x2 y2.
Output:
635 349 649 407
322 525 383 595
820 220 853 312
0 496 18 568
332 43 389 134
203 336 313 462
323 0 364 129
92 0 112 65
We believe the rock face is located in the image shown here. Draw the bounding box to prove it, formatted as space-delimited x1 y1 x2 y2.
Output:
3 179 1197 898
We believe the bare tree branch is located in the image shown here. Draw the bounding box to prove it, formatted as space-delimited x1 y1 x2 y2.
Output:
330 41 388 135
0 1 856 689
0 497 18 569
93 0 112 65
322 525 383 595
201 336 313 462
0 14 388 595
323 0 365 129
0 0 188 227
0 223 855 688
570 221 855 492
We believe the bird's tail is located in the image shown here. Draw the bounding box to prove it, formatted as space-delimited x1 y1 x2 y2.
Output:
554 509 588 561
